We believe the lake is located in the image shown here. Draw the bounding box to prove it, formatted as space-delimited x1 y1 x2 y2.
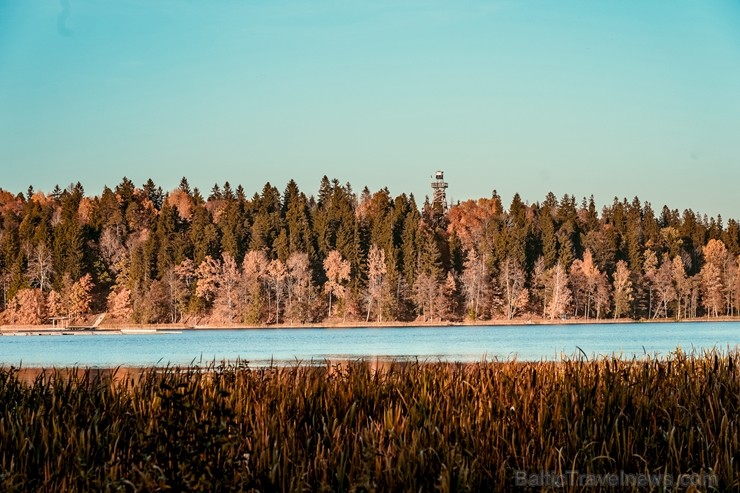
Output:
1 321 739 367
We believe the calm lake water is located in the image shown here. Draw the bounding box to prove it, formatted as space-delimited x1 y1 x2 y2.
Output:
1 322 739 367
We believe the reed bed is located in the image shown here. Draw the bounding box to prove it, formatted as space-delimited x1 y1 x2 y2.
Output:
0 351 737 492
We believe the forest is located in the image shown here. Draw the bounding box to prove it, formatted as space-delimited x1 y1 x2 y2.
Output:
1 176 739 326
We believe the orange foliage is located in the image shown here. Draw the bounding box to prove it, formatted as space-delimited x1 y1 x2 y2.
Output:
447 198 502 250
0 189 23 215
356 189 391 221
78 197 94 224
167 189 193 221
206 199 227 224
31 192 51 206
7 289 47 325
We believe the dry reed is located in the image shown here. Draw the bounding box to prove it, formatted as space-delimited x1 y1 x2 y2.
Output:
0 350 737 491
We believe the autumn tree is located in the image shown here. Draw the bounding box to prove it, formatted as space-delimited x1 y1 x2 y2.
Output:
69 273 94 321
323 250 350 319
195 255 221 307
264 258 287 324
700 239 728 317
46 289 63 319
672 256 689 320
212 253 241 324
701 263 723 317
365 244 387 322
285 252 314 324
460 249 488 320
439 271 460 321
612 260 633 319
569 250 603 319
6 288 46 325
642 250 658 319
27 243 53 292
593 272 611 319
107 286 133 320
652 255 677 319
544 262 571 320
500 257 528 320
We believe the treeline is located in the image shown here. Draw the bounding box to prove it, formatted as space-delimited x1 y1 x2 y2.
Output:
1 176 739 326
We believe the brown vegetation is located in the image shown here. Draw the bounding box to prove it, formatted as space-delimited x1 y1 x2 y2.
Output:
0 351 737 491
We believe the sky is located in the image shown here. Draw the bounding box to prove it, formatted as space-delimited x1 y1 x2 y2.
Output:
1 0 739 217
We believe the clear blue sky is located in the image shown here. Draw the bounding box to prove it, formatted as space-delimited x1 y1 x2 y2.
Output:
1 0 739 217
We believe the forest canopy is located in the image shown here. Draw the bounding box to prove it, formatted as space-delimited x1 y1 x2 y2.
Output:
1 177 738 326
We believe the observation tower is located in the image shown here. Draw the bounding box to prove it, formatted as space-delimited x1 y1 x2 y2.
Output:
431 170 448 212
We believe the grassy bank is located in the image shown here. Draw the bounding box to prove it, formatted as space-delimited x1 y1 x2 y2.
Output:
0 352 738 491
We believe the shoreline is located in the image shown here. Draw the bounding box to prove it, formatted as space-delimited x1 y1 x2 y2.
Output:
2 316 739 335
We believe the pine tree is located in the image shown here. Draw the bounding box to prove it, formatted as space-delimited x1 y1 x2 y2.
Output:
190 205 220 265
412 227 443 322
241 250 268 324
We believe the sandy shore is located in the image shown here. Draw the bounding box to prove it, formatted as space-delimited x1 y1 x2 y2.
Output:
2 316 739 334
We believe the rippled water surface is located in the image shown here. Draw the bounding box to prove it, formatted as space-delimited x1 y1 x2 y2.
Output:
1 322 739 367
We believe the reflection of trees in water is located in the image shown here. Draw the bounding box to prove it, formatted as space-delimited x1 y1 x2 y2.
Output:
13 366 145 386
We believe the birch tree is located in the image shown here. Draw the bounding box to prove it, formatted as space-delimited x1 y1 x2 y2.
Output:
264 258 287 324
286 252 313 324
27 244 53 292
365 244 387 322
643 250 658 319
500 257 528 320
701 263 723 317
701 240 728 317
612 260 633 319
593 272 611 319
652 255 676 319
323 250 350 319
213 252 241 323
532 257 549 317
672 256 689 320
545 262 571 320
460 249 488 320
195 255 221 306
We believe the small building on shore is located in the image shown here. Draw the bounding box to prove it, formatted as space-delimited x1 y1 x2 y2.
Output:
50 316 71 329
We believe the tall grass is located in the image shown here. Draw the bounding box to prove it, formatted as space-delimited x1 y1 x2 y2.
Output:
0 351 737 491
